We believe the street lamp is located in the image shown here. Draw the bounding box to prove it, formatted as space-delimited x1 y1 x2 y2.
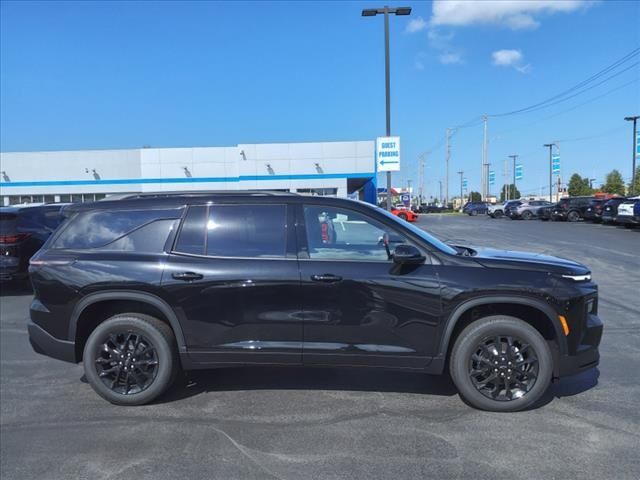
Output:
624 115 639 195
362 5 411 211
544 143 555 202
457 170 464 210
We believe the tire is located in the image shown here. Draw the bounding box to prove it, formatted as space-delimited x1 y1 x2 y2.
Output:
494 210 503 218
470 210 478 216
522 210 533 221
398 213 407 221
567 210 580 222
449 315 553 412
83 313 178 406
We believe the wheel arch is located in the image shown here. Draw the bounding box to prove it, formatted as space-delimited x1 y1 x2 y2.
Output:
438 296 567 360
69 290 187 362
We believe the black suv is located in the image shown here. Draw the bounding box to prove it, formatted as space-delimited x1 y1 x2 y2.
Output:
551 196 594 222
27 192 603 412
0 204 66 283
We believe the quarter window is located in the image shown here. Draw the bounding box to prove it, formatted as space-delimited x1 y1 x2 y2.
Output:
303 205 409 262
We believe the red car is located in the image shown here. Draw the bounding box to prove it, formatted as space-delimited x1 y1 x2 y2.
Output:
391 207 418 222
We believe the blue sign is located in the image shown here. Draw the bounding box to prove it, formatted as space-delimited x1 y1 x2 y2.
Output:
489 170 496 185
515 164 524 181
552 153 561 175
401 193 410 207
462 178 468 189
636 130 640 157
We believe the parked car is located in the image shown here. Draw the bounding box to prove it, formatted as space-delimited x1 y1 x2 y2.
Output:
487 202 507 218
417 203 444 214
391 206 418 222
601 197 628 224
504 201 523 218
551 196 594 222
28 191 602 412
584 198 614 223
538 204 554 221
615 198 640 228
508 200 554 220
0 204 66 283
462 201 488 216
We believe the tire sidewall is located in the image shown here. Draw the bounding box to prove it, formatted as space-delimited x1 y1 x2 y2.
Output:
450 316 553 412
83 316 176 406
522 211 533 220
568 211 580 222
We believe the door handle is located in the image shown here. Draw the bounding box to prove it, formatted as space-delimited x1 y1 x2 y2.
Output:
311 274 343 283
172 271 204 281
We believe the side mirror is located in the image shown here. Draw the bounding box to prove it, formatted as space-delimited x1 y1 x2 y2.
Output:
392 244 425 265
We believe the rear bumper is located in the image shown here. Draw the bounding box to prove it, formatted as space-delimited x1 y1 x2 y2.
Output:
556 314 603 377
28 321 77 363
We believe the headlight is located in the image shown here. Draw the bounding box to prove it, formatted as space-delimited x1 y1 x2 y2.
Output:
561 274 591 282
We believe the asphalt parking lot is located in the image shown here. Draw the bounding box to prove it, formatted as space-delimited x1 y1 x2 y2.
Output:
1 215 639 480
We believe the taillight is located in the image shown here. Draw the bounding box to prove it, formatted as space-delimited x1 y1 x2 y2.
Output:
0 232 31 244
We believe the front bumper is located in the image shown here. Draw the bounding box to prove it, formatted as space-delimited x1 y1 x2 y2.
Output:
555 314 603 377
28 321 77 363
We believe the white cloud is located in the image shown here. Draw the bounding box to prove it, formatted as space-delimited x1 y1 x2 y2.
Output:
492 49 531 73
430 0 593 30
439 52 464 65
405 16 427 33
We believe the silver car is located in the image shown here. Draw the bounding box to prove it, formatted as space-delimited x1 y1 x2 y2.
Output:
509 200 554 220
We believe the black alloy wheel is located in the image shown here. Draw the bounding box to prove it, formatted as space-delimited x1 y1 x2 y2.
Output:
567 210 580 222
95 332 158 395
83 313 178 405
468 335 539 401
398 213 408 220
450 315 553 412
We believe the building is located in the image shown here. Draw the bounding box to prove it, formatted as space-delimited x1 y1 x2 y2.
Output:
0 140 377 206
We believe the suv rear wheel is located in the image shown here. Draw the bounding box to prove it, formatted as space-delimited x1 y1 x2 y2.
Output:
522 210 533 220
83 313 178 405
450 316 553 412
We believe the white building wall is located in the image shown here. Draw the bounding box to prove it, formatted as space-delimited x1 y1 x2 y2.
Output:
0 140 375 205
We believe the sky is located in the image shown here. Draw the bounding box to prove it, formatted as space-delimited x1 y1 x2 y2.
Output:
1 0 639 199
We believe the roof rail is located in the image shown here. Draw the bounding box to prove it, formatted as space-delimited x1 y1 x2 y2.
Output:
101 190 300 201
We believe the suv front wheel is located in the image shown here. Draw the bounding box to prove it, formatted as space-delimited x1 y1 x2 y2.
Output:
83 313 178 405
450 316 553 412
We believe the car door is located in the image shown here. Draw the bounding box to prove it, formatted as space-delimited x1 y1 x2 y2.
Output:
296 202 442 369
161 201 303 366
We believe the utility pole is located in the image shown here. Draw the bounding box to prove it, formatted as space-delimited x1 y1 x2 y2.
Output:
438 180 442 205
544 143 555 203
418 151 428 204
509 154 518 200
407 179 412 207
624 115 639 195
482 115 489 200
361 6 412 211
457 171 464 210
445 128 453 206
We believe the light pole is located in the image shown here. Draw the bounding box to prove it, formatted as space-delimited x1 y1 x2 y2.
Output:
362 6 411 211
457 171 464 210
407 179 412 207
624 116 639 195
544 144 555 202
509 154 518 200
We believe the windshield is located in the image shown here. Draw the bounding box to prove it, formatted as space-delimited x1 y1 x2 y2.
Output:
363 203 458 255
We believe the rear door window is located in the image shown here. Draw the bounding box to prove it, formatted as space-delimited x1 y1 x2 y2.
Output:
174 204 287 258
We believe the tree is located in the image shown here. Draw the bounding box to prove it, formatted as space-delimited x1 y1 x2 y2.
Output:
567 173 593 196
628 166 640 196
468 191 481 202
500 184 521 202
601 169 626 195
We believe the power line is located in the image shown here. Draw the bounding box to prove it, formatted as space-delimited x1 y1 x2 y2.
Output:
489 47 640 117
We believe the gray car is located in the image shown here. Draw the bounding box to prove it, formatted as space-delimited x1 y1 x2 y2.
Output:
508 200 554 220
